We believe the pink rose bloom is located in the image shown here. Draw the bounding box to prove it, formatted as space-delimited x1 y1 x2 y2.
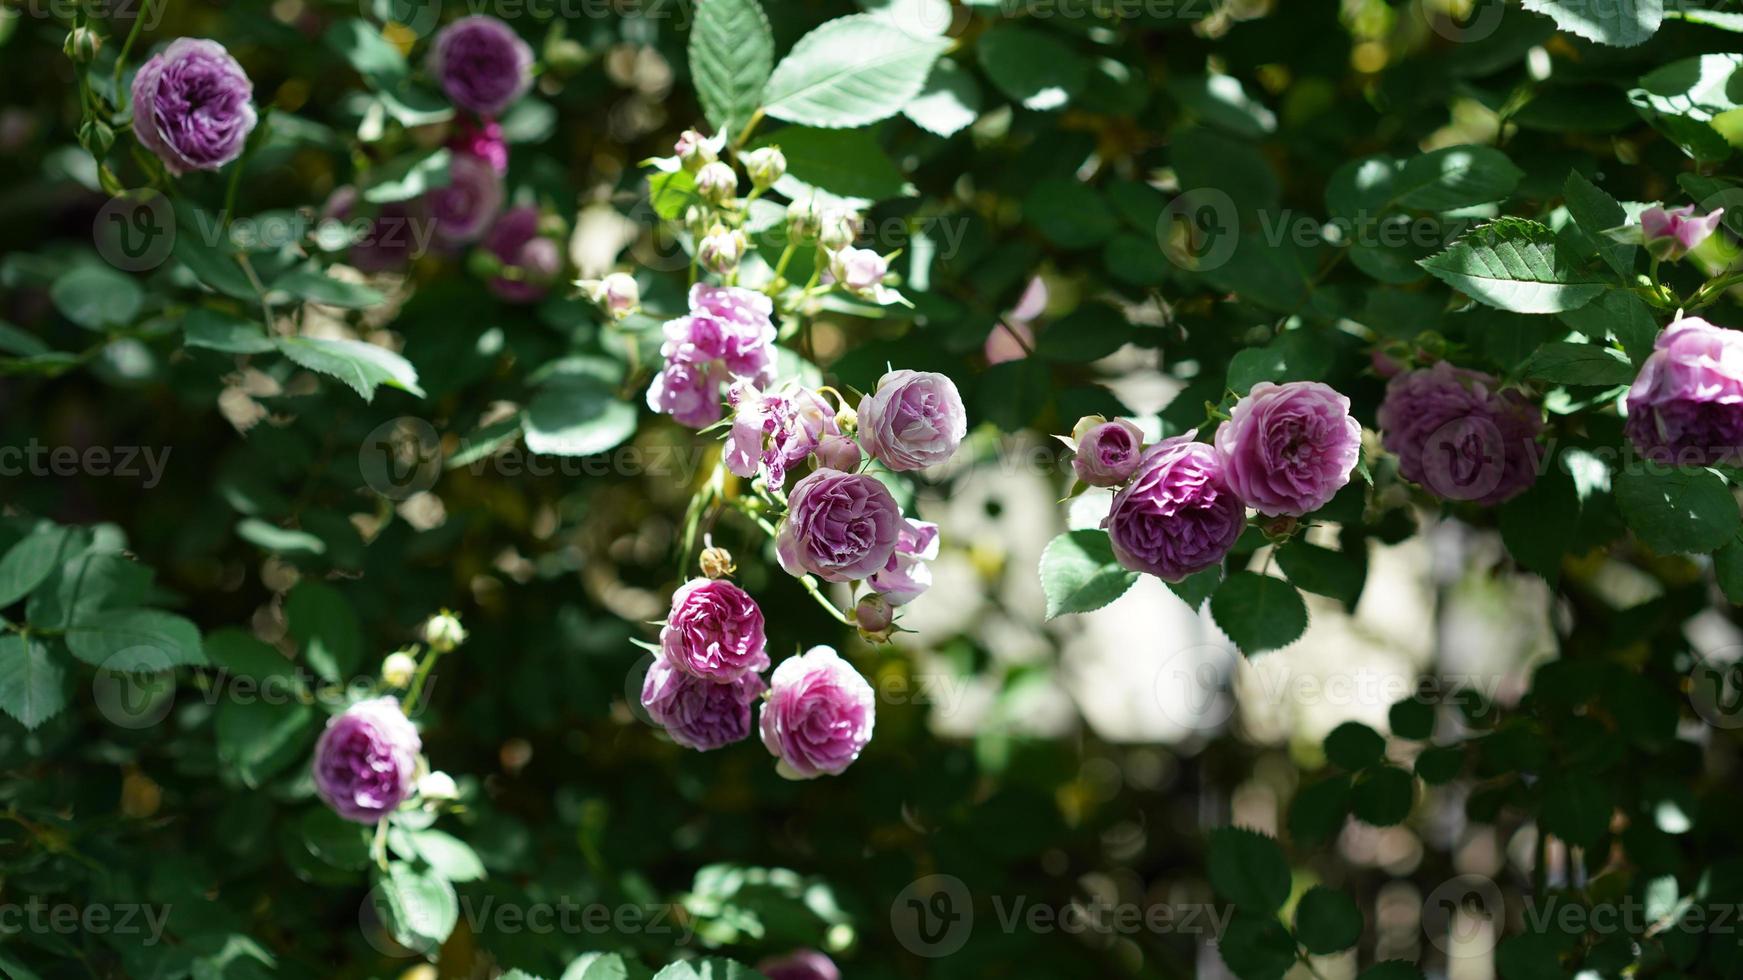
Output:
659 578 769 681
647 359 726 429
1624 315 1743 466
1641 205 1725 261
312 697 420 824
725 383 841 485
758 950 841 980
1377 362 1542 506
1103 437 1245 582
1073 419 1144 487
426 151 503 245
759 646 875 779
857 370 968 471
1214 381 1361 517
641 659 766 751
867 518 939 605
131 38 257 176
449 118 507 174
776 469 903 582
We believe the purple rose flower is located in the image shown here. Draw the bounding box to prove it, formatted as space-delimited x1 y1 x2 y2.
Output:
857 370 968 472
322 186 429 273
131 38 258 176
1642 205 1725 262
1377 362 1542 506
757 950 841 980
428 15 533 117
776 468 903 582
1073 419 1144 487
312 697 421 824
427 151 504 245
641 658 766 751
725 383 841 485
483 206 560 303
813 434 862 472
659 578 770 681
759 646 875 779
867 518 939 605
1103 437 1245 582
1624 315 1743 466
649 285 778 428
1214 381 1361 517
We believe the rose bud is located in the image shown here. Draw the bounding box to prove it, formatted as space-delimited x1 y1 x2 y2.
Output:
695 161 738 205
819 209 861 251
855 594 895 639
829 247 891 299
674 128 717 172
787 198 822 240
417 770 459 802
699 545 736 579
381 652 418 688
814 434 862 472
1072 419 1145 487
312 698 421 824
742 146 787 189
423 612 467 653
759 646 875 779
698 226 747 275
1642 204 1726 262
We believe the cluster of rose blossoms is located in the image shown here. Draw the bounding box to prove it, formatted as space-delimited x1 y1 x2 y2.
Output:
636 275 966 776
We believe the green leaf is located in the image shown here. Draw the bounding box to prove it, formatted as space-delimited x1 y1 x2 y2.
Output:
0 635 69 730
1393 145 1523 212
762 15 947 129
1521 341 1633 385
1351 765 1415 826
1206 826 1291 910
1219 911 1297 980
903 59 980 137
1034 305 1130 362
372 861 459 954
1614 467 1740 555
409 829 486 883
1294 886 1362 954
1289 775 1351 847
276 337 424 401
1274 540 1364 606
1499 465 1581 583
756 127 911 206
1210 573 1308 655
1562 171 1635 279
1388 697 1435 740
1039 530 1139 619
1495 933 1564 980
0 527 78 608
649 168 697 222
1359 963 1425 980
1166 567 1222 610
523 375 639 457
1417 218 1608 314
1325 721 1386 770
236 519 327 557
217 698 315 787
1416 744 1464 784
1540 772 1613 848
183 308 275 354
325 18 406 88
1716 533 1743 603
1166 73 1276 138
688 0 773 133
1523 0 1662 47
28 552 152 628
362 148 452 204
65 608 205 671
286 580 362 682
977 26 1088 111
300 806 371 870
1558 289 1658 366
51 266 143 330
271 270 386 309
566 953 656 980
1023 179 1118 248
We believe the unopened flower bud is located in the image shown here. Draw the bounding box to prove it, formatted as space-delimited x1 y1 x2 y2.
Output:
695 161 738 205
698 226 746 275
675 129 716 172
78 119 115 159
64 26 102 64
1071 415 1108 443
544 37 587 76
423 612 467 653
819 209 861 251
1642 204 1725 262
582 272 638 318
814 434 862 472
418 770 459 801
855 594 895 641
835 405 859 434
829 247 890 297
742 146 786 189
381 652 418 688
787 199 821 240
699 545 736 579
